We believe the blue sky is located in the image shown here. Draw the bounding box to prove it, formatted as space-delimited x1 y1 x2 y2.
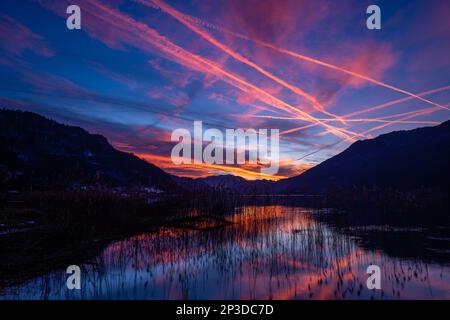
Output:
0 0 449 179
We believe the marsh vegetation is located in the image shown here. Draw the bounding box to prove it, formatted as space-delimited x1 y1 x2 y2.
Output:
1 200 448 300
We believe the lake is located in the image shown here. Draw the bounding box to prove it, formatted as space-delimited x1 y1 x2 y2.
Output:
1 205 449 299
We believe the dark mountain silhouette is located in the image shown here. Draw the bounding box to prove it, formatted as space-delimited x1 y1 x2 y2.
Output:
279 120 450 194
194 174 275 194
171 176 212 192
2 109 449 197
173 175 275 194
0 109 176 191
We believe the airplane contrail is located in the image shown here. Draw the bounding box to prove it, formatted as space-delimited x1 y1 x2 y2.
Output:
254 115 439 125
80 0 360 142
141 0 347 124
283 103 447 162
344 85 450 118
136 152 287 180
143 0 449 112
145 0 450 142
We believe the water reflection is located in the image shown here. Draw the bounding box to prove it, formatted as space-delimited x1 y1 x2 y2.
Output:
1 206 449 299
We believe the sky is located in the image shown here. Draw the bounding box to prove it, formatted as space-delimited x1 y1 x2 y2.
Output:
0 0 449 180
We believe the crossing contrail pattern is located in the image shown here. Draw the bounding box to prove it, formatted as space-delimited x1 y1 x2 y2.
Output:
21 0 450 179
144 0 449 111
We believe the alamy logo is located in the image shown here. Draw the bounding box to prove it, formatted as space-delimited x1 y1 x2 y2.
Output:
66 5 81 30
366 264 381 290
171 121 280 175
366 5 381 30
66 265 81 290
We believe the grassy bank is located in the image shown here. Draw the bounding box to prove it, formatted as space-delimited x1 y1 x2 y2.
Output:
0 189 238 288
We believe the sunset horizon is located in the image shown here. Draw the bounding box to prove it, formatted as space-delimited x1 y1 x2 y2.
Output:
1 0 449 181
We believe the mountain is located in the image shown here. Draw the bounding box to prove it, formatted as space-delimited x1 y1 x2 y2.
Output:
280 120 450 194
194 174 275 194
0 109 176 191
172 175 276 194
171 176 212 192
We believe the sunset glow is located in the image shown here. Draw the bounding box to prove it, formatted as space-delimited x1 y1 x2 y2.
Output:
0 0 449 180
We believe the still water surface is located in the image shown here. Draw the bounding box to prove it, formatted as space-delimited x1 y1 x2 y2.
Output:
2 205 449 299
